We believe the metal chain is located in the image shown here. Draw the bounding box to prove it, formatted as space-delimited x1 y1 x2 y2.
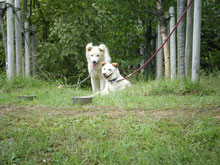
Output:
36 62 90 88
58 75 90 88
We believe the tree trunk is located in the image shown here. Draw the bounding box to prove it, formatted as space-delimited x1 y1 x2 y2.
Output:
138 14 145 74
32 25 37 77
22 0 27 23
140 43 145 74
15 0 22 75
24 22 30 77
144 19 153 80
156 0 170 78
156 22 163 80
7 0 14 79
185 0 194 77
169 6 176 79
29 0 32 25
192 0 202 83
0 3 7 70
177 0 185 78
35 0 48 41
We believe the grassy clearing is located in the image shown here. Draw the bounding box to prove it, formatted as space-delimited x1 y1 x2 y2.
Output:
0 105 219 164
0 74 220 164
0 74 220 109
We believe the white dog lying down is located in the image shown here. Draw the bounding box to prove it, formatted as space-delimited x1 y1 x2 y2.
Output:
86 43 111 93
100 62 131 95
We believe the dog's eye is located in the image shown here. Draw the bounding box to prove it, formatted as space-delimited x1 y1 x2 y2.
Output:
97 55 99 57
108 69 112 71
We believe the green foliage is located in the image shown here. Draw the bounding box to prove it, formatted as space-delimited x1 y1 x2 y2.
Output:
201 0 220 71
0 0 219 80
0 40 5 74
31 0 219 82
32 0 145 82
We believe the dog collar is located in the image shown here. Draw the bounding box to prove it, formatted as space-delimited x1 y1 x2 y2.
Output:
108 78 117 83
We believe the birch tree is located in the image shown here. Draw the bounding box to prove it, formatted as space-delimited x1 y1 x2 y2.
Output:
192 0 202 83
169 6 176 79
15 0 22 75
7 0 14 79
177 0 185 78
156 23 163 80
185 0 194 77
156 0 170 78
24 22 30 77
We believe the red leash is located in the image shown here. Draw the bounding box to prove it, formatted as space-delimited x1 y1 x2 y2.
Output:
121 0 193 81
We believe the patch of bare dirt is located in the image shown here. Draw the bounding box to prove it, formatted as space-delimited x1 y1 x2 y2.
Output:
0 104 219 120
0 104 24 116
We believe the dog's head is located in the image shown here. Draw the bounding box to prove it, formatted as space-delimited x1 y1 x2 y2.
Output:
86 43 106 68
101 62 118 80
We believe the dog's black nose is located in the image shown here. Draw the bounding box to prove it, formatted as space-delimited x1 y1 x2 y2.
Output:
93 61 96 64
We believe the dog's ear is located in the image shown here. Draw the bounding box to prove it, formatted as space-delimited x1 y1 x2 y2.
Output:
112 63 118 68
86 43 93 52
98 44 105 52
101 62 106 67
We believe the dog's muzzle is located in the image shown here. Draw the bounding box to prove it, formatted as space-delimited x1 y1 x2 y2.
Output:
92 61 97 68
103 73 112 79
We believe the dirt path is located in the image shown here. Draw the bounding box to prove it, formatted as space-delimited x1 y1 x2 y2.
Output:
0 104 219 120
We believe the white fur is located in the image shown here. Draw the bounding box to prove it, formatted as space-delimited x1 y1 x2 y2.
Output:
86 43 111 93
101 63 131 95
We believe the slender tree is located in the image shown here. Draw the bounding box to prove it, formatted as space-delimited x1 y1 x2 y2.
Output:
22 0 27 23
156 22 163 80
15 0 22 75
35 0 49 40
177 0 185 78
185 0 194 77
169 6 176 79
7 0 14 79
24 22 30 77
192 0 202 83
144 17 153 79
32 25 37 76
156 0 170 78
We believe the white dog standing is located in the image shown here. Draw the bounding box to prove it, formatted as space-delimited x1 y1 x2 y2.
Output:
101 62 131 95
86 43 111 93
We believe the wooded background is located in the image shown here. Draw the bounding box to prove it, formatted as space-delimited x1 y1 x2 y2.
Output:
0 0 219 83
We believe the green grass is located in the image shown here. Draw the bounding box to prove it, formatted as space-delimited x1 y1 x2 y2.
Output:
0 74 219 109
0 74 220 164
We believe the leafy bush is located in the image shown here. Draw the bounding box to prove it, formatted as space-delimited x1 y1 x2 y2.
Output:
0 40 5 74
34 0 142 83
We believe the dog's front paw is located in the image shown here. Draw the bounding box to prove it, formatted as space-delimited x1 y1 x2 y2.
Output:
101 90 108 96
